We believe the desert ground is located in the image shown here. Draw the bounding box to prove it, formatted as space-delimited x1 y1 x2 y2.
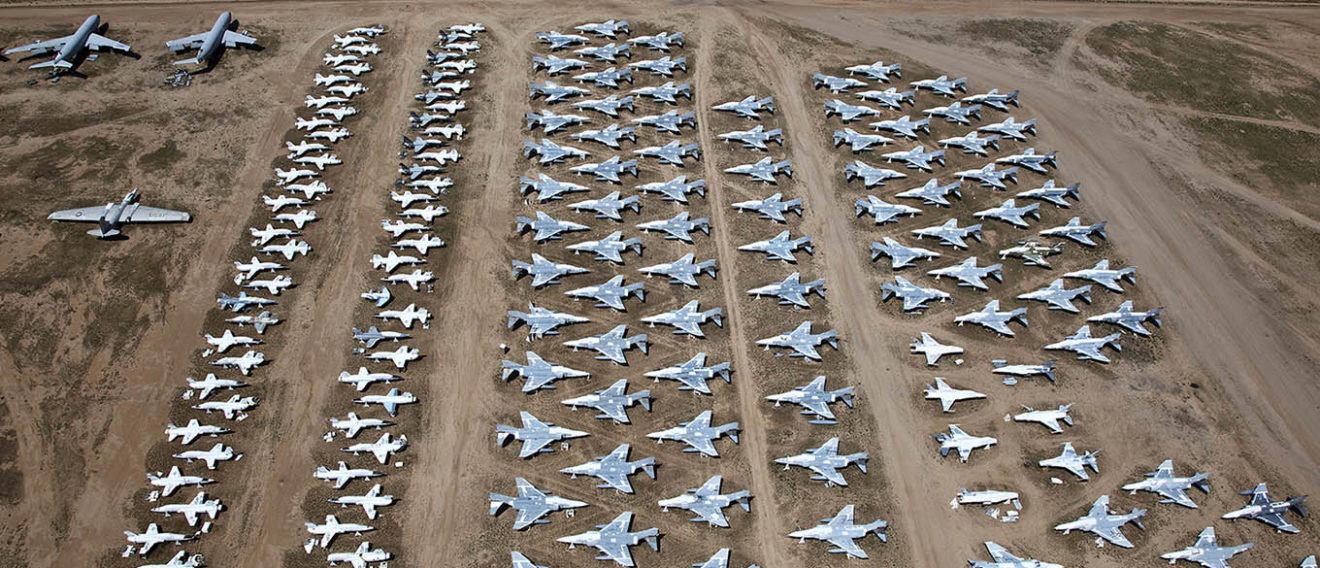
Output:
0 1 1316 568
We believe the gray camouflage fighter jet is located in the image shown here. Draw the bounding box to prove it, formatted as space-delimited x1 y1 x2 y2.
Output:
629 31 683 51
1018 279 1092 313
641 300 723 337
999 239 1064 268
732 193 803 223
846 60 902 82
813 72 867 93
532 54 590 75
726 157 793 183
1018 180 1080 208
556 511 660 567
824 99 883 122
571 124 637 149
979 116 1037 140
352 326 409 349
525 109 589 133
869 115 930 139
566 275 646 311
561 379 652 424
765 376 854 425
537 30 589 50
1055 494 1146 548
640 253 718 287
1065 260 1137 292
968 542 1062 568
776 437 868 488
1123 460 1211 508
757 321 838 361
571 156 640 183
998 148 1058 174
564 324 649 365
1041 217 1107 247
1039 441 1100 480
788 504 887 559
573 94 635 117
561 443 656 493
489 477 588 530
1161 527 1253 568
963 89 1020 111
497 411 589 458
49 189 191 238
924 377 986 413
881 276 952 312
512 253 590 288
637 175 706 202
936 424 997 463
658 475 751 528
1222 482 1307 533
515 211 590 242
636 211 710 243
567 231 644 264
747 272 825 308
634 140 700 166
897 179 962 207
644 352 731 395
166 11 258 67
833 128 892 152
529 80 590 103
629 55 686 76
911 75 967 97
217 292 275 312
1088 300 1162 336
523 139 589 164
712 95 775 119
6 14 131 72
939 131 999 156
648 410 740 457
632 110 696 133
955 300 1029 337
569 192 642 221
870 237 940 269
576 20 630 39
631 81 692 103
928 257 1002 290
739 231 813 263
955 163 1019 190
844 160 907 188
501 351 589 393
1046 325 1123 363
857 87 916 109
574 66 633 89
923 102 982 125
855 195 921 225
507 303 590 339
975 199 1041 228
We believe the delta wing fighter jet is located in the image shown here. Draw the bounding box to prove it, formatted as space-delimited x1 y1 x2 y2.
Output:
732 193 803 222
631 81 692 104
566 275 646 311
489 477 588 530
1222 482 1307 533
824 99 883 122
756 321 838 361
637 211 710 243
1041 217 1107 247
572 124 637 149
776 437 868 488
870 237 940 269
166 419 230 446
634 140 701 166
630 31 684 51
1065 260 1137 292
520 174 589 202
923 102 982 125
980 116 1037 141
49 190 190 238
968 542 1062 568
955 300 1029 337
573 94 636 117
568 231 645 264
125 523 195 556
152 492 223 527
1123 460 1210 508
557 512 660 567
529 80 590 103
1088 301 1163 336
1018 180 1080 207
747 272 825 308
833 128 891 152
739 231 813 263
870 115 930 139
928 257 1002 290
975 199 1041 229
629 55 686 77
911 75 967 97
569 192 642 221
644 353 731 394
562 379 652 424
631 110 696 133
659 475 751 528
1039 442 1100 480
6 14 131 72
855 195 921 225
571 156 640 183
577 19 630 38
1013 403 1075 434
813 72 867 93
210 350 265 376
329 413 393 439
537 30 590 50
881 276 951 312
507 303 589 339
353 387 417 415
171 442 234 470
936 424 997 463
1056 495 1146 548
726 157 793 183
337 367 402 391
205 329 260 353
712 95 774 119
911 332 963 366
526 109 589 133
343 432 407 465
501 351 589 393
846 60 902 82
939 131 999 156
515 211 590 242
638 176 706 202
306 515 372 549
998 148 1058 174
844 160 907 188
561 443 656 493
857 87 916 109
641 300 722 337
532 54 590 75
1018 279 1091 313
897 179 962 207
788 504 887 559
640 253 718 287
1161 527 1254 568
648 410 740 457
924 377 986 412
766 376 854 425
147 466 213 498
1046 325 1122 363
497 411 589 459
999 239 1064 268
192 394 258 420
314 461 382 490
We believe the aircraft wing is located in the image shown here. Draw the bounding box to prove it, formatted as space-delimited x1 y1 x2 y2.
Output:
5 35 73 55
166 32 208 51
792 341 821 360
901 295 926 312
125 206 192 223
827 536 867 559
695 504 730 527
778 290 807 307
1075 345 1109 363
597 541 635 566
519 436 554 458
800 399 835 420
984 320 1013 335
87 33 131 52
183 510 199 527
812 465 848 487
985 542 1017 563
1094 525 1132 548
957 446 973 462
939 398 955 413
47 206 108 223
1256 512 1294 532
514 504 548 529
597 470 634 492
673 320 703 336
222 31 258 47
684 434 718 456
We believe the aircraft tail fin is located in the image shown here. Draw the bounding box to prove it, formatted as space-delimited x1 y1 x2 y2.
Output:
88 227 121 239
1288 497 1307 517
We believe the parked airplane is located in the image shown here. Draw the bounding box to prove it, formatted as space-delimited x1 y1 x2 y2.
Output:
844 160 907 187
766 376 853 425
209 350 264 376
975 199 1041 228
992 359 1057 383
568 192 642 222
1122 460 1211 508
48 189 190 238
634 140 701 166
136 551 199 568
824 99 883 122
910 75 967 97
756 321 838 361
869 115 931 140
529 80 590 102
1088 301 1163 336
881 276 951 312
712 95 774 119
939 131 999 156
936 424 997 462
571 123 638 149
1056 494 1146 548
192 394 257 420
375 303 430 329
979 116 1037 141
1018 180 1080 208
777 437 868 488
306 514 373 549
639 253 717 287
537 30 590 50
788 504 887 559
520 174 589 202
813 72 866 93
747 272 825 309
647 410 740 457
561 443 656 493
1046 326 1123 363
637 176 706 202
998 148 1058 173
1039 442 1100 480
501 351 589 393
658 475 751 527
557 511 660 567
361 286 391 308
630 31 684 51
314 461 382 490
870 237 939 269
846 60 902 82
561 379 652 424
489 477 588 530
896 178 962 207
969 542 1061 568
1017 279 1092 313
1064 260 1137 292
576 43 631 63
532 54 590 76
963 88 1019 111
644 353 731 394
739 231 813 263
515 211 590 241
636 211 710 242
249 223 297 246
563 324 648 364
343 432 407 465
327 541 391 568
151 492 222 527
632 109 696 133
955 300 1029 337
833 127 891 152
1222 482 1307 533
629 55 686 76
1013 403 1075 434
566 275 645 311
148 466 213 497
337 367 402 392
204 329 260 354
125 523 194 556
576 20 630 38
725 157 793 183
631 80 692 103
998 239 1063 268
641 300 723 337
497 411 589 458
856 195 921 225
573 94 636 117
171 442 233 470
1161 527 1253 568
329 412 392 440
568 231 645 264
928 257 1001 290
574 66 633 88
924 102 982 125
1040 217 1106 247
5 14 131 71
924 377 986 412
353 387 417 416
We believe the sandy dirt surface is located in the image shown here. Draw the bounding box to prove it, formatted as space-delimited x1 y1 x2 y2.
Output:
0 2 1316 568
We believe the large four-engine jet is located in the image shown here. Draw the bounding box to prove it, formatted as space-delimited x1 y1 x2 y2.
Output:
166 11 258 67
6 14 132 71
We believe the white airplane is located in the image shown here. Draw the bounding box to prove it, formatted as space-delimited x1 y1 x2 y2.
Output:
5 14 131 71
210 349 265 376
285 179 332 200
910 75 966 97
497 411 590 458
295 117 338 131
980 116 1037 141
249 224 297 246
375 303 431 329
869 115 930 139
756 321 838 361
314 461 383 489
910 332 963 366
204 329 260 354
992 359 1057 383
935 424 997 463
846 60 902 82
788 504 888 559
354 387 417 416
824 99 883 122
151 492 222 527
327 541 392 568
306 514 374 549
776 437 868 488
329 412 393 439
813 72 867 93
328 485 395 522
974 199 1041 229
125 523 194 556
364 345 421 371
222 311 279 335
881 276 951 312
1040 217 1107 247
1039 442 1100 480
136 551 199 568
1017 280 1092 313
370 251 424 273
556 511 660 567
382 219 430 238
273 208 317 229
857 87 916 109
896 179 962 207
338 367 402 392
924 377 986 412
1046 326 1122 363
192 394 258 420
927 257 1001 290
172 442 234 470
394 236 446 256
165 419 229 445
954 300 1029 337
314 73 352 86
306 94 349 109
286 140 329 158
969 541 1062 568
1088 301 1163 336
870 237 940 269
344 432 407 465
1013 403 1075 434
844 160 907 188
963 89 1020 111
1160 527 1253 568
640 300 723 337
957 488 1020 508
1122 460 1210 509
147 466 213 497
1018 180 1080 208
293 153 342 171
243 274 293 295
855 195 921 225
259 239 311 261
939 131 999 156
1064 260 1137 292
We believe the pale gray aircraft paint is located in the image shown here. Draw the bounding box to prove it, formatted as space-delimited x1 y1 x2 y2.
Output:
924 377 986 413
1123 459 1210 508
1013 403 1075 434
856 87 916 109
812 72 867 93
557 511 660 567
658 475 751 527
1303 556 1317 568
524 138 589 164
634 140 700 166
923 102 982 125
639 253 718 287
871 237 940 269
576 20 630 38
939 131 999 156
644 352 731 394
632 110 695 133
343 432 407 465
1088 300 1163 336
489 477 588 530
329 412 392 439
337 367 401 392
192 394 258 420
537 30 589 50
630 31 683 51
563 324 648 365
832 127 890 152
532 54 589 75
776 437 868 488
881 276 951 312
362 345 420 370
1041 216 1107 247
561 443 656 493
520 173 589 202
565 275 645 311
1221 482 1306 533
1064 260 1137 292
787 504 887 559
963 89 1020 111
398 162 442 180
637 175 706 202
49 189 190 238
374 303 430 329
747 272 825 308
567 231 644 263
529 80 590 102
573 66 632 89
401 135 445 154
968 541 1061 568
955 163 1019 190
993 359 1057 383
353 387 417 416
1161 527 1253 568
172 442 233 470
314 461 382 490
249 223 298 246
511 551 547 568
732 193 803 223
1017 279 1092 313
640 300 722 337
575 43 631 63
631 81 692 103
572 94 635 117
561 379 651 424
928 256 1002 290
756 321 838 361
739 230 813 263
1017 180 1079 207
125 523 194 555
910 75 967 97
629 55 686 77
856 196 921 226
846 61 902 82
501 351 589 393
1056 494 1146 548
868 115 930 139
525 108 589 133
392 236 444 257
5 14 130 71
147 466 213 498
153 492 223 528
725 157 792 183
571 156 640 183
975 199 1041 228
305 514 372 549
936 424 997 462
712 95 774 119
515 211 589 242
497 411 589 459
955 300 1029 337
166 419 230 446
844 160 907 188
979 116 1037 140
210 349 265 376
166 11 257 67
571 123 637 149
1039 442 1099 480
998 147 1058 173
897 179 963 207
998 239 1064 268
1046 325 1123 363
647 409 740 457
824 99 882 122
327 541 391 567
765 376 854 425
637 211 710 242
569 191 641 221
507 303 589 339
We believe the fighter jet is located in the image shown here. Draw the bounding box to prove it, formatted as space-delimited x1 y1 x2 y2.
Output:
329 412 392 440
561 443 656 493
999 148 1058 174
857 87 916 109
171 442 234 471
831 128 890 153
813 72 867 93
125 523 194 556
306 94 350 109
192 394 258 420
574 66 633 89
249 224 298 246
515 211 590 242
1065 260 1137 292
354 387 418 416
273 208 317 230
307 127 353 143
1222 482 1307 533
634 140 701 166
529 80 590 103
747 272 825 308
147 466 213 498
636 211 710 243
955 300 1029 337
338 367 402 392
993 360 1057 384
375 303 431 329
856 195 922 225
567 231 645 264
777 437 868 488
408 110 451 128
532 54 590 76
911 75 967 97
562 324 647 365
659 475 751 528
204 329 260 354
955 163 1019 190
573 94 635 117
152 492 223 527
1018 180 1080 208
501 351 589 393
571 156 640 183
217 292 275 313
498 411 589 458
398 163 443 181
870 237 940 269
975 199 1041 229
576 42 632 63
1040 217 1107 247
136 551 199 568
648 410 740 457
869 115 931 139
631 31 683 51
756 321 838 361
637 176 706 203
210 350 265 376
968 542 1061 568
519 174 589 203
999 239 1064 268
1046 325 1123 364
418 123 465 141
399 204 448 223
1161 527 1253 568
788 504 888 559
928 257 1002 290
296 116 338 131
725 157 793 183
370 251 423 273
510 552 546 568
361 286 391 308
524 139 589 164
924 377 986 412
939 131 1000 156
400 135 447 156
644 353 731 394
844 160 907 188
824 99 883 122
1123 460 1211 508
48 189 190 239
571 124 637 149
936 424 997 463
923 102 982 125
882 146 947 172
732 193 803 223
1088 300 1163 336
1054 494 1146 548
881 276 952 312
557 511 660 567
766 376 854 425
712 95 775 119
327 541 391 568
526 109 589 134
911 332 963 366
641 300 722 337
566 275 646 311
489 477 588 530
306 514 373 549
569 192 642 221
343 432 407 465
314 461 382 490
632 110 696 133
846 60 902 82
893 180 960 209
1014 280 1090 314
286 140 329 159
1013 403 1075 434
5 14 131 72
1039 442 1100 480
286 180 332 200
739 231 813 263
631 81 692 103
963 88 1020 111
561 379 652 424
507 303 589 339
980 116 1037 141
629 55 686 77
576 19 630 38
537 30 589 50
316 105 359 121
640 253 718 287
